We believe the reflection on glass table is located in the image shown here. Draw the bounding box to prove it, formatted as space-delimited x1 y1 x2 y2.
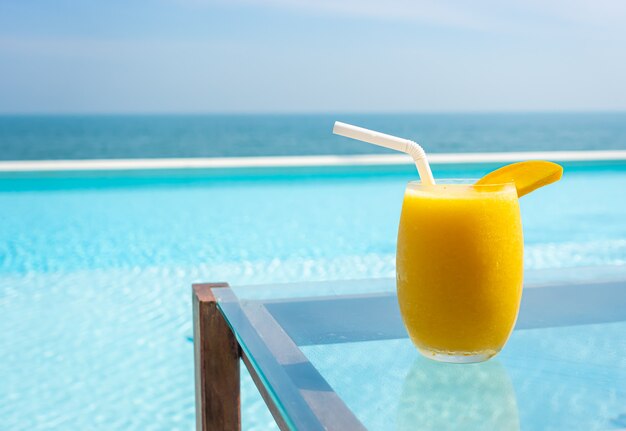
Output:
397 357 519 430
192 266 626 430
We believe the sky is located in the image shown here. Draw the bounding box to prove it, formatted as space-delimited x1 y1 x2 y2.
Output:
1 0 625 113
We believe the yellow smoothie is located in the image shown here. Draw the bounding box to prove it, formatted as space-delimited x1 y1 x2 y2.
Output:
396 181 524 361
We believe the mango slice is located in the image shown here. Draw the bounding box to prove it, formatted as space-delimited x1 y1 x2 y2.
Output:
475 160 563 197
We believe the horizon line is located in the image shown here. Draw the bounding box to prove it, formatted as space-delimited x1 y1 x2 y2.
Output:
1 109 626 116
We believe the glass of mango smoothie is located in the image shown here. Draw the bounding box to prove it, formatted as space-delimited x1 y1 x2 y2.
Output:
333 121 562 363
396 180 523 363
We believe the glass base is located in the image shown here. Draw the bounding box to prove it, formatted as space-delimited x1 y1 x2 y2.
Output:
417 347 497 364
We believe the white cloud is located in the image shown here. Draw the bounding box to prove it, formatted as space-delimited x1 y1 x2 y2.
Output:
524 0 626 27
249 0 488 29
196 0 626 36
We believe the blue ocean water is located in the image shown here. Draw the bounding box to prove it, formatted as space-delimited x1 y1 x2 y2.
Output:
1 113 625 160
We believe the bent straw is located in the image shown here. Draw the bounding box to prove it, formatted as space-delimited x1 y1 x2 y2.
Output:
333 121 436 185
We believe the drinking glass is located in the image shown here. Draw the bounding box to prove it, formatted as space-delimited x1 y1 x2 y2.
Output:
396 180 524 363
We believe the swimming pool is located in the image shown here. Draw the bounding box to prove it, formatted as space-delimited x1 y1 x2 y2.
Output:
1 156 625 430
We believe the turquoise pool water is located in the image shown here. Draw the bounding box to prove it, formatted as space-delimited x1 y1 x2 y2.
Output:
1 161 626 430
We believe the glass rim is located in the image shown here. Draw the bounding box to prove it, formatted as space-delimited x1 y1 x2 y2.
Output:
407 178 516 187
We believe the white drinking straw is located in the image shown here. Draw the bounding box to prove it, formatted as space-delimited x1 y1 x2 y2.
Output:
333 121 436 185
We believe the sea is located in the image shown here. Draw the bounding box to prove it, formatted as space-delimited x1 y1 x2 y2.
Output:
1 112 625 160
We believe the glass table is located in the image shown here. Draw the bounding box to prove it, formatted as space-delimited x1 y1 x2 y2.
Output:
192 267 626 431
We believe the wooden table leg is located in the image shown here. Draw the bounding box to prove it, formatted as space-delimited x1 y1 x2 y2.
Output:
193 283 241 431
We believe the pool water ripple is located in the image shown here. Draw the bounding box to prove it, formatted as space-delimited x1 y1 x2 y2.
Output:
1 166 625 430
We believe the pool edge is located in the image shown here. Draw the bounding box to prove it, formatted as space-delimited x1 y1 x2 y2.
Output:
1 150 626 173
